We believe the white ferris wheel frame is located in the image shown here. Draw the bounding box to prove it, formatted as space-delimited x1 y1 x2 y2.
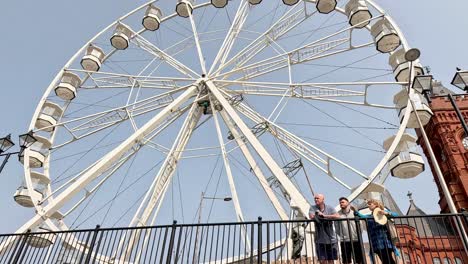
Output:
1 0 420 256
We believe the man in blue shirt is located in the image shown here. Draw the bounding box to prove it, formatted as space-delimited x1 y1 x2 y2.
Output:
309 194 340 264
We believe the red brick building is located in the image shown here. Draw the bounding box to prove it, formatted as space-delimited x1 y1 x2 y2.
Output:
396 195 467 264
417 82 468 213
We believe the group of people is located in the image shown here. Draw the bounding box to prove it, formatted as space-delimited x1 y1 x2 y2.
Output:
309 194 398 264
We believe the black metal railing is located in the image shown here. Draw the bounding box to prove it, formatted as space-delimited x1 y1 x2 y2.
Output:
0 214 467 263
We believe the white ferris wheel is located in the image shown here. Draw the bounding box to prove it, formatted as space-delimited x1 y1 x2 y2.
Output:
5 0 432 254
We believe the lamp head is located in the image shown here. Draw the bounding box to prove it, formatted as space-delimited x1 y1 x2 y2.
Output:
451 70 468 92
0 134 15 154
19 130 37 149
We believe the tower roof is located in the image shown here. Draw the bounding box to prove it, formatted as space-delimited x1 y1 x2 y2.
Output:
402 192 455 236
431 80 455 96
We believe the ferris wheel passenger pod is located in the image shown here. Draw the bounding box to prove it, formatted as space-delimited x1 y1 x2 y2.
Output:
54 72 81 101
19 135 51 168
80 45 105 72
394 90 433 128
176 0 194 18
110 24 132 50
371 18 401 53
212 0 228 8
316 0 337 14
345 0 372 28
34 101 63 133
142 4 163 31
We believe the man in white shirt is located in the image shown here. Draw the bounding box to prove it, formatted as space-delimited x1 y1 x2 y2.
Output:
337 197 363 264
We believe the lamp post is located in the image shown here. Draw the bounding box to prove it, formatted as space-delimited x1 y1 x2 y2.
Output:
404 49 459 215
0 131 37 174
193 192 232 263
408 53 468 257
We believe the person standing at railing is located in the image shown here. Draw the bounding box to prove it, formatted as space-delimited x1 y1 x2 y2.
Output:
356 199 399 264
309 194 340 264
336 197 363 264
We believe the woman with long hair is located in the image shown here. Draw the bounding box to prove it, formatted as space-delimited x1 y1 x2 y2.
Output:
357 199 399 264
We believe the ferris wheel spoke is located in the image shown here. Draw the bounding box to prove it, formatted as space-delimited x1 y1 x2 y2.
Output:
218 80 400 108
228 95 369 186
6 85 199 240
120 99 202 260
131 32 199 78
208 0 250 75
219 37 360 81
214 3 310 76
48 87 189 148
211 103 250 248
206 80 310 217
61 144 140 219
67 69 196 90
185 2 208 74
218 110 289 221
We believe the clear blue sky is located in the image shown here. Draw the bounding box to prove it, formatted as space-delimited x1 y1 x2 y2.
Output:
0 0 467 234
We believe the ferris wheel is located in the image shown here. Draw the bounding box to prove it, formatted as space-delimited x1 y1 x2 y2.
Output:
3 0 431 258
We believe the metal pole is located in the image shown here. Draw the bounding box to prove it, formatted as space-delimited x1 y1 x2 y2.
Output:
447 93 468 137
0 153 12 174
407 61 458 214
407 60 468 253
193 192 204 263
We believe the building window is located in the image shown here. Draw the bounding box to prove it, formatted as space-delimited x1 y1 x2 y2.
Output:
404 253 411 264
443 258 452 264
454 257 462 264
434 258 441 264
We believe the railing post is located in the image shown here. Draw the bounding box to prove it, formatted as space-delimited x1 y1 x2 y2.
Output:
354 214 368 264
257 217 262 264
166 220 177 264
456 211 468 254
84 225 101 264
10 229 30 264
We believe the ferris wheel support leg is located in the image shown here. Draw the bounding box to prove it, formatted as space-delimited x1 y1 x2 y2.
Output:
205 81 310 217
218 110 289 221
211 102 251 251
0 85 199 253
118 97 203 261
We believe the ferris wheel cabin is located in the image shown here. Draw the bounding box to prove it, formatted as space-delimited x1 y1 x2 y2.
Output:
14 171 50 208
371 18 401 53
345 0 372 28
383 133 424 179
27 212 62 248
394 89 433 128
54 72 81 101
142 4 163 31
35 101 63 133
316 0 337 14
111 24 132 50
248 0 262 4
176 0 194 18
19 135 51 168
80 45 105 72
212 0 228 8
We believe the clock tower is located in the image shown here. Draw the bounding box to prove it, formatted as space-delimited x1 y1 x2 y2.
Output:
417 81 468 212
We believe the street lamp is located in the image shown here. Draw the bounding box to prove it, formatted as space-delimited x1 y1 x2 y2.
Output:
404 49 458 216
451 69 468 91
448 69 468 149
193 192 232 263
413 74 433 101
0 131 37 174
